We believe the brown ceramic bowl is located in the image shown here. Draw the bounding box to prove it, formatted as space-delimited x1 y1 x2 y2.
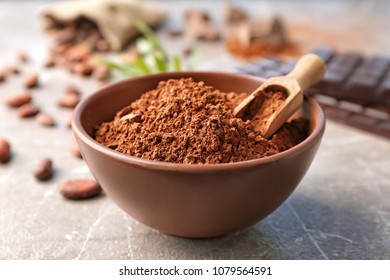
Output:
73 72 325 238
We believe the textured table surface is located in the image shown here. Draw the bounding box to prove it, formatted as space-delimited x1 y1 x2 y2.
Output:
0 0 389 260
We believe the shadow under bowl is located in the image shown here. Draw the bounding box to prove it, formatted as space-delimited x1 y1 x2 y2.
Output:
72 72 325 238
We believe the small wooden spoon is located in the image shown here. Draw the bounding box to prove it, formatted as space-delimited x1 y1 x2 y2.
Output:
234 54 326 138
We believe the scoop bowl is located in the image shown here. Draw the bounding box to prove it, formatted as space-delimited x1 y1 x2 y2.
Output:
72 72 325 238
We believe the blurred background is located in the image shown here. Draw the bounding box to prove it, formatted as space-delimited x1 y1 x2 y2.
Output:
0 0 389 260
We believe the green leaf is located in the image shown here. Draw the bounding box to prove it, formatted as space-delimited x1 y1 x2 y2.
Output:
119 64 143 76
171 55 182 71
101 59 123 71
133 20 166 57
101 21 198 78
136 38 153 55
154 55 168 72
101 59 140 77
133 55 152 74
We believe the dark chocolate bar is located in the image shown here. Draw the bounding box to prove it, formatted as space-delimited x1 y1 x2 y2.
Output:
237 49 390 139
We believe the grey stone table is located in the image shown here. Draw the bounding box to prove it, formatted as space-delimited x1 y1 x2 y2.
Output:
0 1 389 260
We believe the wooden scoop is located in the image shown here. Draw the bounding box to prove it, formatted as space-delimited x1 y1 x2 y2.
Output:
234 54 326 138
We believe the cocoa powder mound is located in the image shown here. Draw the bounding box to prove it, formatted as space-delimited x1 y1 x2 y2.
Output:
95 78 308 164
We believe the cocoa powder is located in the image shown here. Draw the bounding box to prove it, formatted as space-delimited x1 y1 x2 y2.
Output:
95 78 308 164
242 88 288 136
226 17 300 59
226 36 300 59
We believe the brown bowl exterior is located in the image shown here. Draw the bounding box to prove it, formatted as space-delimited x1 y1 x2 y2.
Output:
73 72 325 238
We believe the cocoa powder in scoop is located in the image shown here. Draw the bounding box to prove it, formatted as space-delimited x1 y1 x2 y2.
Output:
95 78 308 164
242 88 288 136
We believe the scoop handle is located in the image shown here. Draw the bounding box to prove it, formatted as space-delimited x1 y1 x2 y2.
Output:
286 54 327 91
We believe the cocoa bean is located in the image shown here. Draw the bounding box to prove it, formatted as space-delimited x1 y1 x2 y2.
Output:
36 113 56 127
65 84 80 96
0 138 11 163
0 72 6 83
66 43 92 62
54 27 76 45
56 56 70 68
58 94 80 108
5 66 20 75
24 73 39 89
49 44 71 56
72 63 93 76
4 93 32 108
58 178 102 200
18 103 40 118
33 158 53 181
17 51 28 63
44 57 56 68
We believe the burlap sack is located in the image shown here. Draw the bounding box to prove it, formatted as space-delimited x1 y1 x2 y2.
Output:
40 0 167 51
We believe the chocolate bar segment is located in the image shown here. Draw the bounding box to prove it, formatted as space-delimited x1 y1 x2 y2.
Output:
377 79 390 102
358 56 390 76
344 72 382 102
316 68 351 98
